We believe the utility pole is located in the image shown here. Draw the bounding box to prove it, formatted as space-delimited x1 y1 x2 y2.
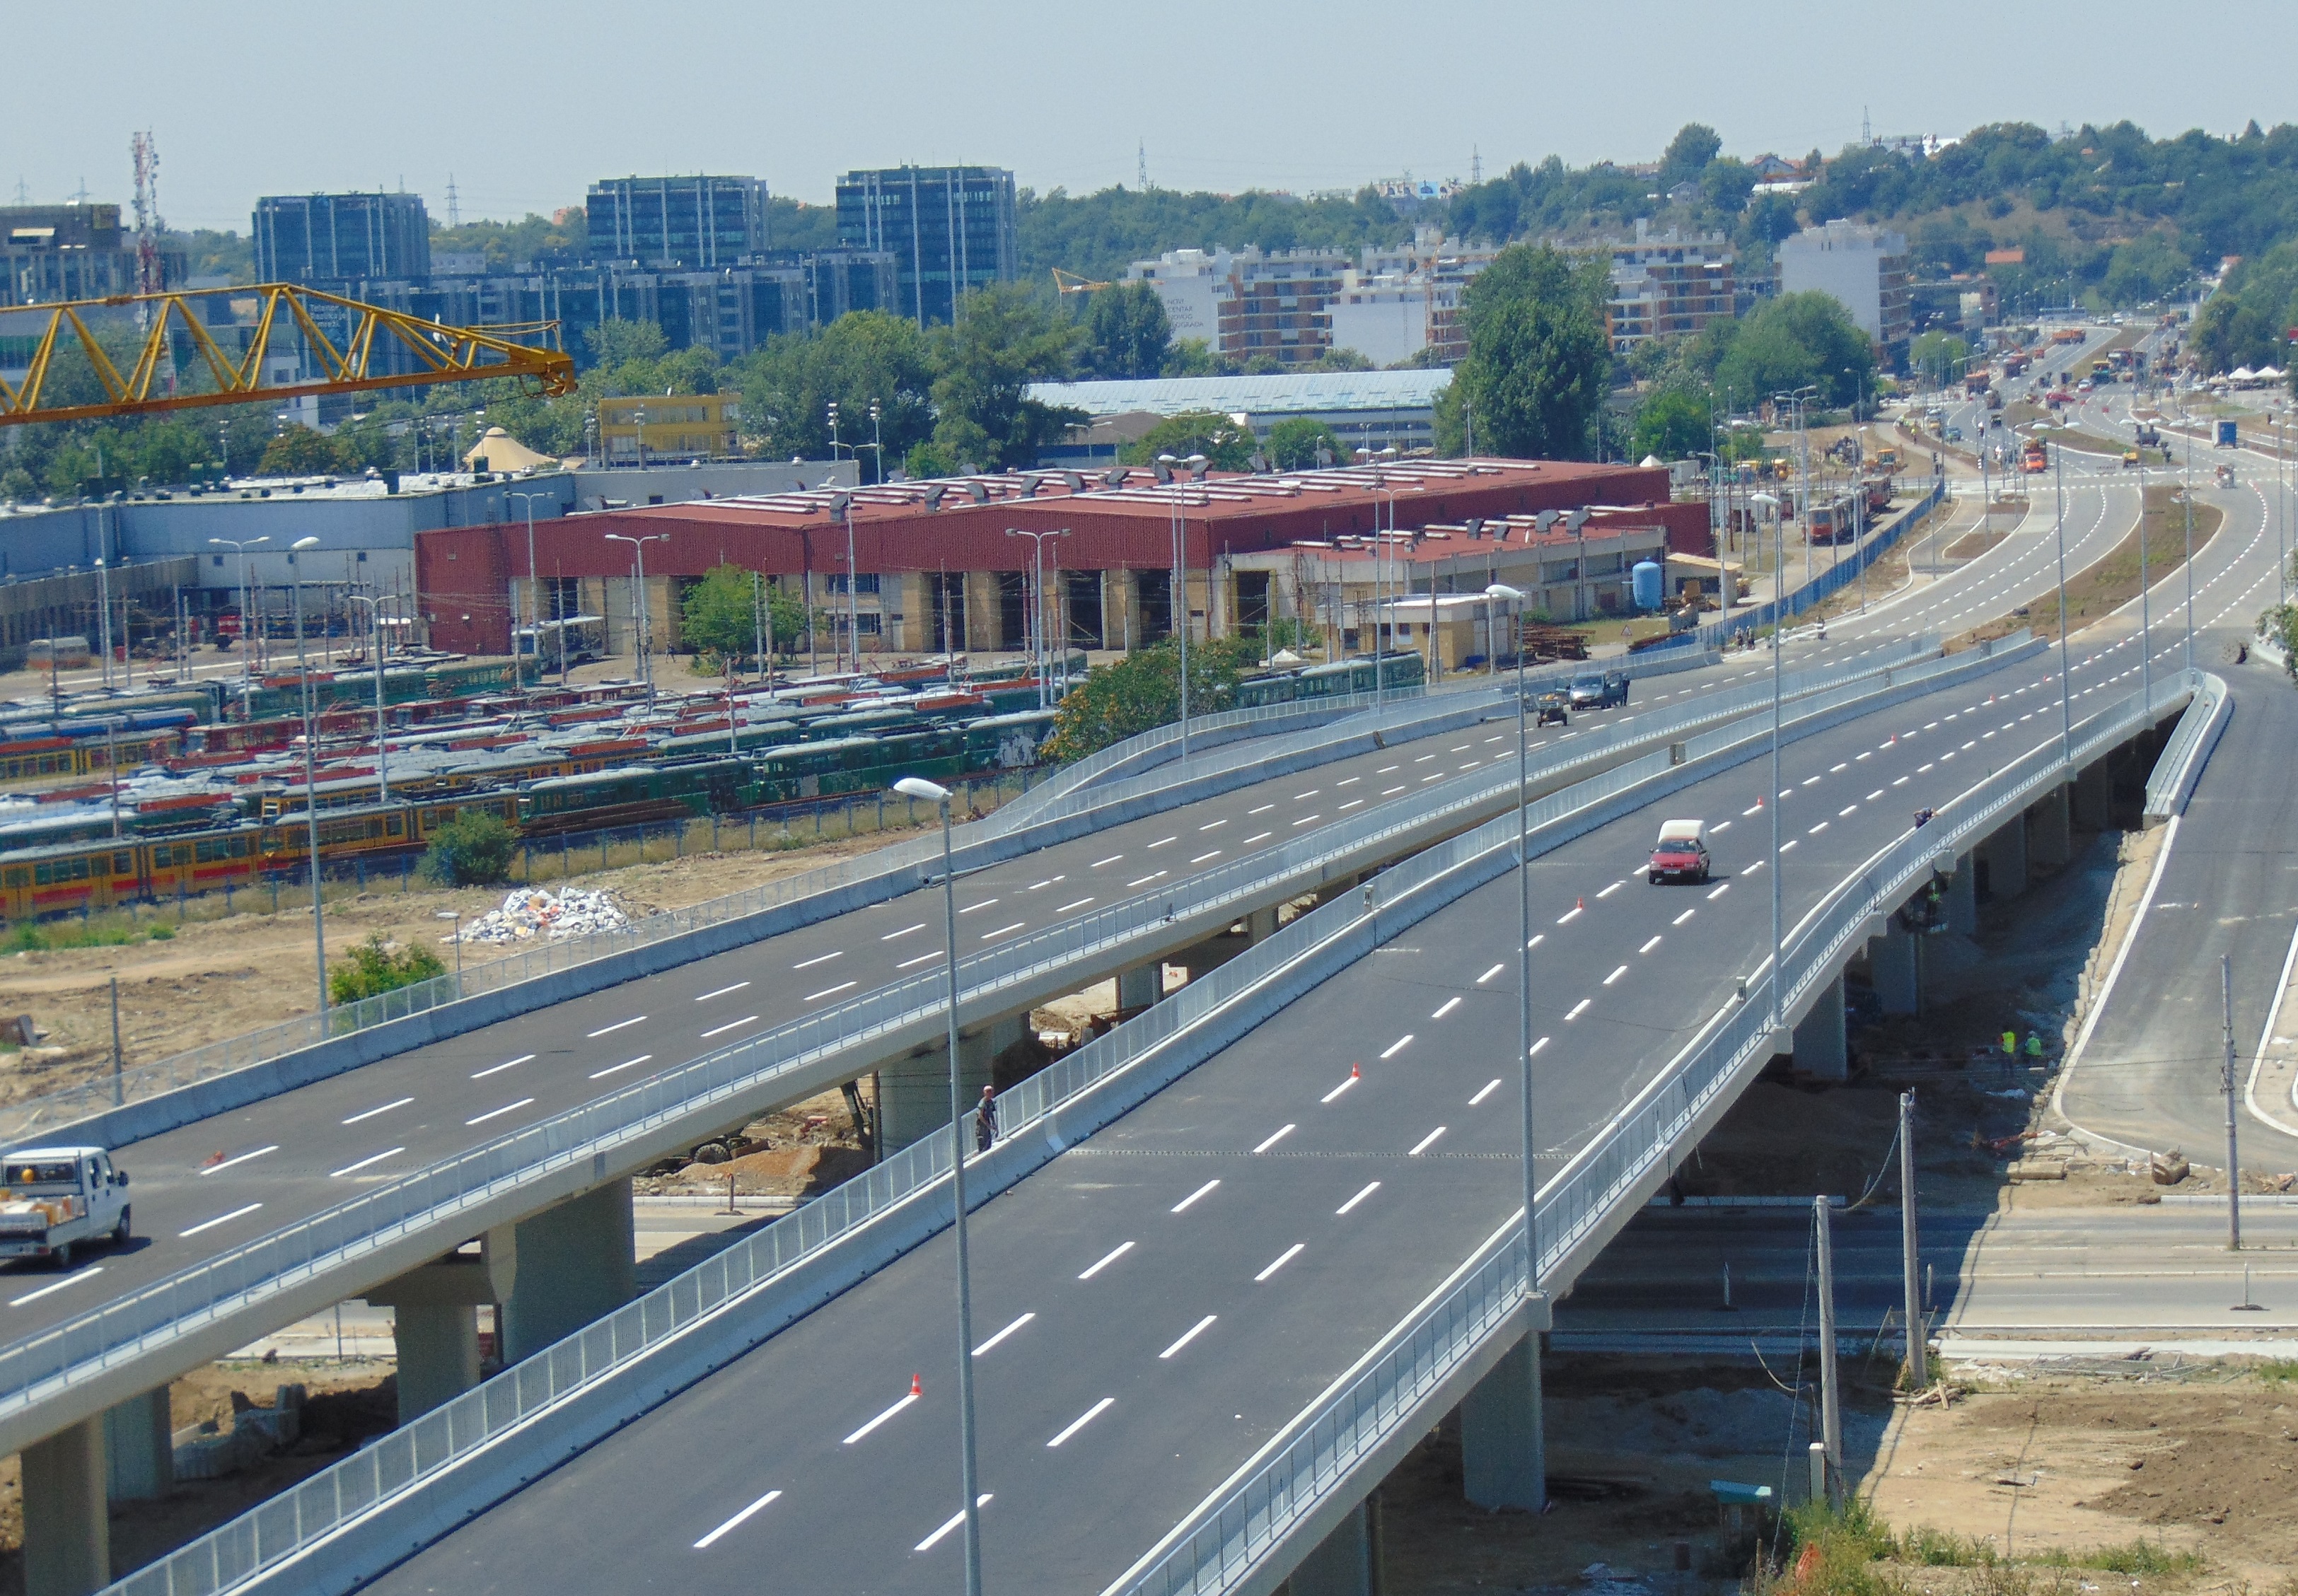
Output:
2224 953 2242 1252
1900 1090 1925 1389
1814 1194 1841 1507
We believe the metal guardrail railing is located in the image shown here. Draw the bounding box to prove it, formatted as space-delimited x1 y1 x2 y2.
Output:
1113 668 2200 1596
98 637 1987 1596
2143 670 2224 819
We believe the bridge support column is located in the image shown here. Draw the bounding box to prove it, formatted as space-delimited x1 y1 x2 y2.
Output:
1287 1496 1378 1596
1245 904 1279 944
1944 853 1978 936
1870 925 1920 1015
1983 815 2029 901
2072 760 2112 829
369 1240 517 1423
877 1015 1024 1154
1461 1329 1546 1511
495 1180 635 1365
2029 785 2072 871
22 1417 108 1596
103 1387 173 1502
1792 971 1848 1080
1117 962 1162 1011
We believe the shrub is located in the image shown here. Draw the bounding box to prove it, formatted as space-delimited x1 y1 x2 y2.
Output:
328 934 447 1006
421 812 516 887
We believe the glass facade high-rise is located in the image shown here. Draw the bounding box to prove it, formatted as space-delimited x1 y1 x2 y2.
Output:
835 165 1016 326
586 176 767 269
253 192 431 284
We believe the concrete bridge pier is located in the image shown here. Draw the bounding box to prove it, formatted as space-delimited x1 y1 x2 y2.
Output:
494 1179 636 1365
1789 971 1848 1080
877 1015 1027 1153
1461 1326 1547 1511
1870 924 1921 1015
22 1417 107 1596
1980 813 2029 902
1944 852 1978 936
1284 1495 1383 1596
2029 784 2073 871
103 1387 172 1502
1117 961 1163 1012
2071 759 2112 829
368 1239 517 1424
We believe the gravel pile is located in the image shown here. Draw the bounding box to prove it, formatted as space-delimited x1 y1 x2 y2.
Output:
458 887 629 944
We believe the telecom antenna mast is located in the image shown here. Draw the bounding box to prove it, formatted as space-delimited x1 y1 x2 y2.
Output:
130 131 166 333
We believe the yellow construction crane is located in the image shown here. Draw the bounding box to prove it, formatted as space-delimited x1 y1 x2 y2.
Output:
0 282 576 428
1051 268 1113 296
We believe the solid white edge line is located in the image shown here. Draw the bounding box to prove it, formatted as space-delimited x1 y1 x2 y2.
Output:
2052 813 2179 1153
842 1390 919 1446
1046 1397 1116 1448
1254 1243 1306 1283
327 1147 404 1179
1159 1316 1218 1360
340 1098 412 1126
693 1489 782 1549
1336 1181 1381 1215
1077 1241 1135 1280
2245 885 2298 1141
1171 1179 1220 1213
915 1496 994 1553
973 1312 1035 1357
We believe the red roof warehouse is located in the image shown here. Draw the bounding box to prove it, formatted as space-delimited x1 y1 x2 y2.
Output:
414 458 1705 662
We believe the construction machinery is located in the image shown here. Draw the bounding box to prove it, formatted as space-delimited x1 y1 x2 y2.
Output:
1051 269 1113 296
0 282 574 428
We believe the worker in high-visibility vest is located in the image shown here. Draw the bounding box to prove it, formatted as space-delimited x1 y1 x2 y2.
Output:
2002 1030 2018 1058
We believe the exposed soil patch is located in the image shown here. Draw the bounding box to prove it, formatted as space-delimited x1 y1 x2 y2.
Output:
1958 486 2221 649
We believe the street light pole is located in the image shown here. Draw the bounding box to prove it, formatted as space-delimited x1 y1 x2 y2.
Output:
346 594 395 804
209 535 269 718
1156 454 1206 760
1486 583 1538 1324
2053 447 2072 770
2182 433 2195 672
890 776 985 1596
1006 528 1072 711
604 532 670 704
1750 493 1784 1028
289 536 326 1013
508 491 552 680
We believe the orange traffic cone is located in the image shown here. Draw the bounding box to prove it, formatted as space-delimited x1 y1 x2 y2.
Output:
910 1374 922 1397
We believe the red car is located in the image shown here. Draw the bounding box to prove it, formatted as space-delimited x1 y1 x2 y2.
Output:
1647 820 1711 884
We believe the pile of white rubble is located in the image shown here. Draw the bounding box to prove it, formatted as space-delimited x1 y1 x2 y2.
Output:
456 887 630 944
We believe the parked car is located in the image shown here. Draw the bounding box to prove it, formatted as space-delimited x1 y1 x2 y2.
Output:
0 1148 130 1269
1567 671 1628 710
1647 819 1712 885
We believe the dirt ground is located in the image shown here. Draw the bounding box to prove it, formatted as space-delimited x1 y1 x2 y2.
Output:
0 817 946 1107
0 1360 395 1596
1958 489 2222 651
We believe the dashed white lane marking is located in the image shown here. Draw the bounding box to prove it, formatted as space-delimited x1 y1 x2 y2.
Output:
472 1054 533 1080
700 1015 759 1040
1159 1316 1219 1360
1673 908 1697 926
1255 1243 1306 1282
1254 1124 1296 1153
1603 964 1629 985
794 950 846 969
973 1313 1035 1356
1321 1073 1357 1104
1078 1242 1135 1280
1191 851 1221 864
842 1389 918 1445
8 1266 103 1307
698 980 755 998
1470 1079 1502 1106
980 921 1026 941
694 1489 782 1550
804 981 859 1002
342 1097 412 1125
879 926 924 943
1478 963 1505 984
588 1015 646 1038
180 1202 264 1238
1566 998 1593 1020
1597 882 1624 898
1557 906 1584 924
588 1054 654 1080
1091 854 1122 868
1056 897 1095 914
1381 1035 1414 1059
1640 936 1664 954
1432 997 1461 1020
1127 871 1168 888
896 951 941 970
329 1147 404 1179
1408 1126 1448 1155
1047 1397 1116 1447
1338 1180 1383 1213
915 1497 994 1554
1172 1179 1221 1213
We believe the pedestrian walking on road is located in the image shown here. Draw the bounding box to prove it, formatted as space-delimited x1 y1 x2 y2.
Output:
974 1085 998 1154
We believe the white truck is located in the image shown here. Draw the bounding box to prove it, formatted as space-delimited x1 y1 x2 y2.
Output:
0 1147 131 1269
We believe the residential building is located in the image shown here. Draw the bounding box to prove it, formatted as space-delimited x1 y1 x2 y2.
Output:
1777 221 1913 365
596 394 741 462
1028 371 1457 462
1327 275 1430 368
1125 248 1229 344
835 165 1017 327
1596 223 1737 351
0 203 175 307
413 458 1688 663
1125 246 1354 367
585 175 767 269
253 192 430 284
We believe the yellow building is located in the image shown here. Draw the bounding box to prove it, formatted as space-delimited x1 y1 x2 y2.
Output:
597 395 739 462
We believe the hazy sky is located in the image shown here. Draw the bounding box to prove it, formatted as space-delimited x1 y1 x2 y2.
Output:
11 1 2297 232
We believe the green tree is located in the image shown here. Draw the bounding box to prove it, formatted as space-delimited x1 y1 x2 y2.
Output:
1265 417 1345 470
929 286 1086 469
255 426 361 477
586 320 669 368
1038 635 1260 763
724 310 938 467
1161 337 1223 378
1306 346 1374 371
330 934 448 1006
1661 123 1723 182
1630 385 1710 462
1443 243 1611 459
679 563 816 668
1121 412 1258 470
1081 282 1171 379
1712 291 1874 413
421 811 518 887
1908 331 1971 389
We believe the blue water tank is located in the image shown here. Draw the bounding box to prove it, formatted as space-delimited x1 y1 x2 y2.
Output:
1631 559 1664 612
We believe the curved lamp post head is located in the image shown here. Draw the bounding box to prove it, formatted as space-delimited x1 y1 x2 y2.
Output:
894 776 950 804
292 535 320 552
1483 582 1524 603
